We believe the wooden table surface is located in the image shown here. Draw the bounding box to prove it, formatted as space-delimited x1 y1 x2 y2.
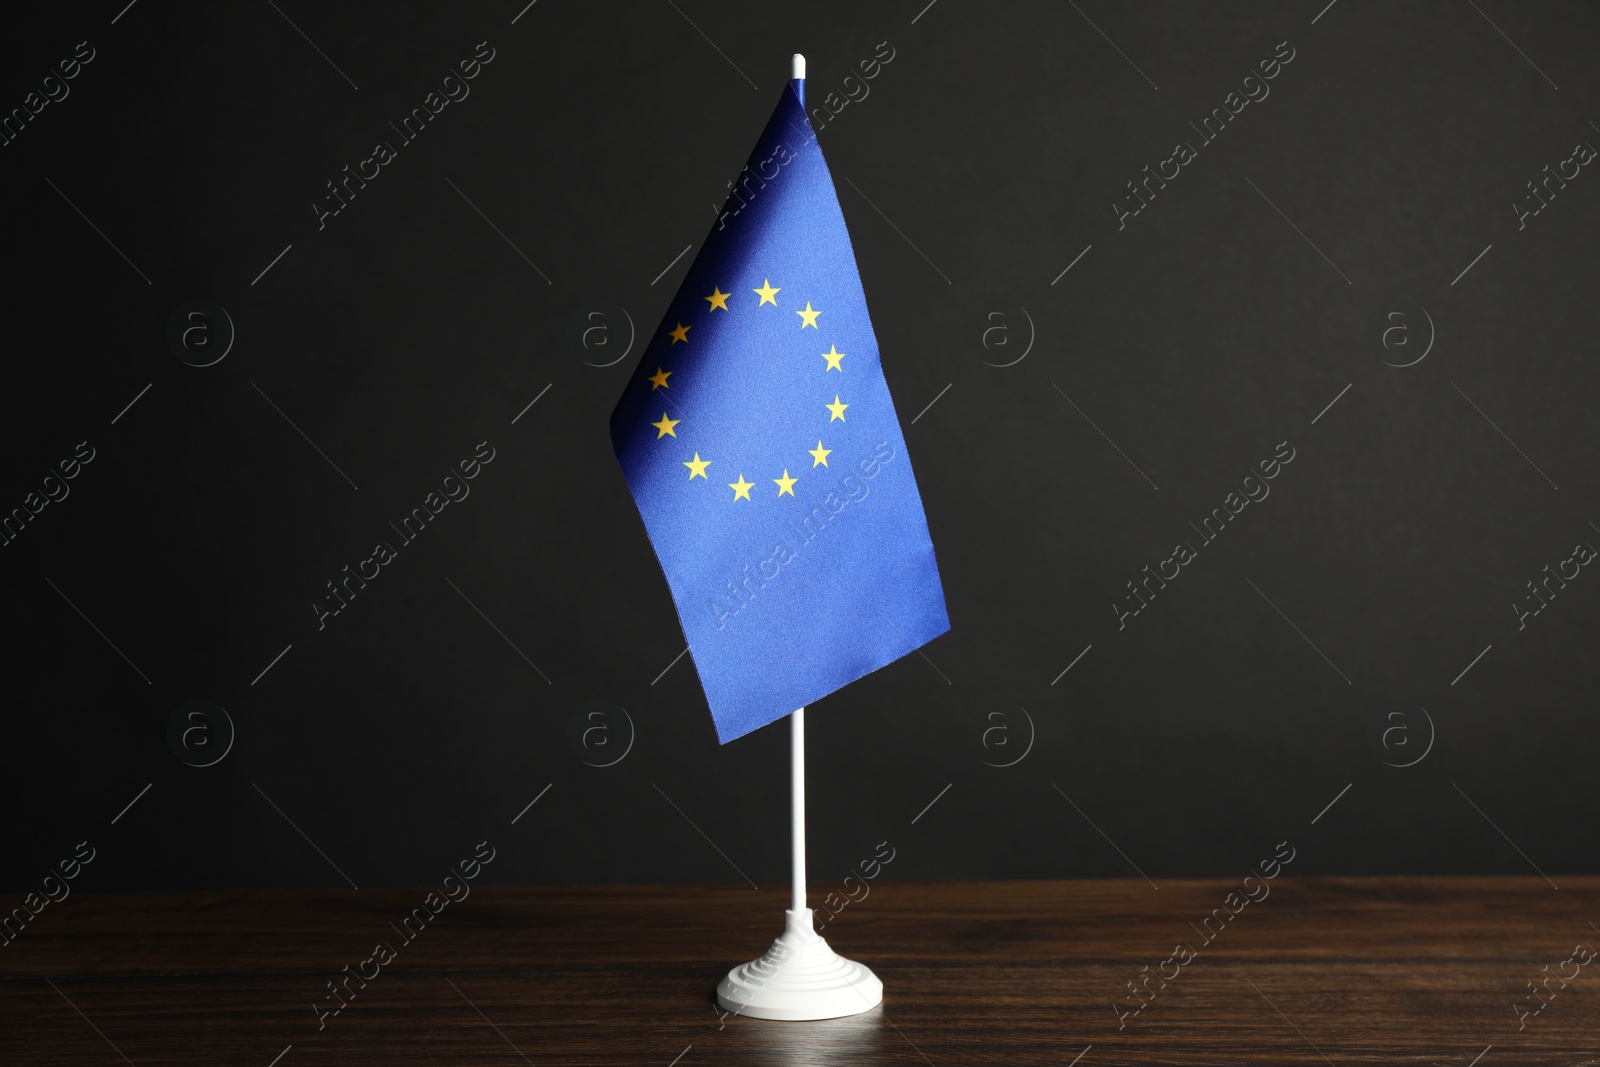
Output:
3 877 1598 1065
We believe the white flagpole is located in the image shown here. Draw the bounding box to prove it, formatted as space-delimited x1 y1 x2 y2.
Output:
789 51 807 921
712 53 883 1020
792 706 807 913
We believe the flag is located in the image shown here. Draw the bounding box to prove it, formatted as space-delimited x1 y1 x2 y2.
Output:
610 70 949 744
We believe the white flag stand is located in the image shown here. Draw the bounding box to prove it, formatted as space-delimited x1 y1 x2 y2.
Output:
714 706 885 1020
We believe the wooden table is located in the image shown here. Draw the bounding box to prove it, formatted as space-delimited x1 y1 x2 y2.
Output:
3 878 1597 1065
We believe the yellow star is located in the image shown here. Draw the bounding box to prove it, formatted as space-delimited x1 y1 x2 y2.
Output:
684 452 710 479
796 301 821 329
821 344 845 371
754 279 780 306
648 367 671 390
652 412 680 438
809 440 831 467
668 322 690 344
774 470 797 497
729 474 754 501
826 395 848 422
705 286 731 312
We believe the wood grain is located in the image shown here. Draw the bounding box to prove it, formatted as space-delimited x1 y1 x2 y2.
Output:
2 878 1597 1065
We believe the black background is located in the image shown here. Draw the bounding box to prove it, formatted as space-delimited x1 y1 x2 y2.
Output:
2 0 1596 896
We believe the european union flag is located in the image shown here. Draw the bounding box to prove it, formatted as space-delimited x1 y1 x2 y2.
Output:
610 69 949 744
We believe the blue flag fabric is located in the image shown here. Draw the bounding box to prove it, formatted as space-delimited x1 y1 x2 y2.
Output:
610 75 949 744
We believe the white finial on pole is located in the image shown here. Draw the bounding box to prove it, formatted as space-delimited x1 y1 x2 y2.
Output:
792 53 805 80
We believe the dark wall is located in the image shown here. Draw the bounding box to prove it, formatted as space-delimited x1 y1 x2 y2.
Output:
3 0 1597 896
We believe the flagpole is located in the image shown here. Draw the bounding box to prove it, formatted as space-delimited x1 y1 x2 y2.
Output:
789 46 807 922
713 53 883 1020
788 51 807 922
792 706 807 913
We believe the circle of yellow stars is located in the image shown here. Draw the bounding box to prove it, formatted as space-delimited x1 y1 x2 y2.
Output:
645 277 849 502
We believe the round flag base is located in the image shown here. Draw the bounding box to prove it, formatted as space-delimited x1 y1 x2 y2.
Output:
715 907 883 1021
